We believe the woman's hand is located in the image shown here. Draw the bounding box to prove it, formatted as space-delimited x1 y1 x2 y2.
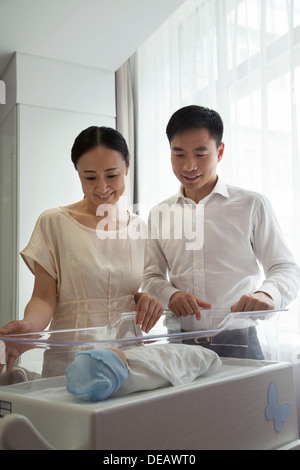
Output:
0 320 37 373
0 319 34 336
0 342 31 374
134 293 164 333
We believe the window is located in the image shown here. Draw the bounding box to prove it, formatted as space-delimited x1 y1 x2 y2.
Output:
131 0 300 349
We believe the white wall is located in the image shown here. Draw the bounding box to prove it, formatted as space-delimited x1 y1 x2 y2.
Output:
0 52 116 319
18 105 115 316
0 106 17 325
16 53 115 115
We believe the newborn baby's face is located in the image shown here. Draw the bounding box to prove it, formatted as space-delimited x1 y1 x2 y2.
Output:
108 348 128 367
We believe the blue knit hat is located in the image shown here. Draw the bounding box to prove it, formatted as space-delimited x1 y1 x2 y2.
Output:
66 349 129 401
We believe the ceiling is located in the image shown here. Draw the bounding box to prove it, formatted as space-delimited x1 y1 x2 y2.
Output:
0 0 185 76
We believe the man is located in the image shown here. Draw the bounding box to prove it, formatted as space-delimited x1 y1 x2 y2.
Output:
142 105 300 358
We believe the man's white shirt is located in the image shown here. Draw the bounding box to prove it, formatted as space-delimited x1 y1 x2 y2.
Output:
142 178 300 330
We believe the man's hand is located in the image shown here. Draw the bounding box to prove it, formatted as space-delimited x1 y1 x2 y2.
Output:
231 291 275 312
168 291 212 320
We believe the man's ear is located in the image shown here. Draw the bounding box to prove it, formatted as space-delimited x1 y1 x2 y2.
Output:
217 142 225 162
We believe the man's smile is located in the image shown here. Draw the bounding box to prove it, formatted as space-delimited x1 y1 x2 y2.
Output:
181 173 202 183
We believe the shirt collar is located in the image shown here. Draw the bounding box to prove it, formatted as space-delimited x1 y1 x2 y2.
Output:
173 177 229 205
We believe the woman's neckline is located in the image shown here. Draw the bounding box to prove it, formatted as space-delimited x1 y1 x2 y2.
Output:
59 206 132 233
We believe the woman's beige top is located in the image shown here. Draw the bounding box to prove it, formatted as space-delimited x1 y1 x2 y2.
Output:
21 207 147 330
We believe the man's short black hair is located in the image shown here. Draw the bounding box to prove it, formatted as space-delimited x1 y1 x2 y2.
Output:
166 105 224 146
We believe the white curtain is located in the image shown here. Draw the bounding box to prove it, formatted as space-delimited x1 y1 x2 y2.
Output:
116 60 135 207
131 0 300 352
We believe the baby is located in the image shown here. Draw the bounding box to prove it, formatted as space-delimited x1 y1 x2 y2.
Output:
66 343 222 401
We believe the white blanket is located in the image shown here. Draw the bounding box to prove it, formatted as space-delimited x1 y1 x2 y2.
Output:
115 343 221 396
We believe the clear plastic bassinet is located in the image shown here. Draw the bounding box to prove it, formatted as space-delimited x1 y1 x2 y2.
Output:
0 308 282 380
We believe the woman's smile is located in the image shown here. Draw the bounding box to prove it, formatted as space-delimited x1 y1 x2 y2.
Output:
95 191 114 202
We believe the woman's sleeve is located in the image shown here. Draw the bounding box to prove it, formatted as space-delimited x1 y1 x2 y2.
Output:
20 211 58 280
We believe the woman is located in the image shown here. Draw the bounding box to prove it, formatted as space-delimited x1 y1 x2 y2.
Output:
0 126 163 362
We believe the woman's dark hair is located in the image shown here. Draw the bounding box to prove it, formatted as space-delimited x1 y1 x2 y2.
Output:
71 126 130 169
166 105 224 147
